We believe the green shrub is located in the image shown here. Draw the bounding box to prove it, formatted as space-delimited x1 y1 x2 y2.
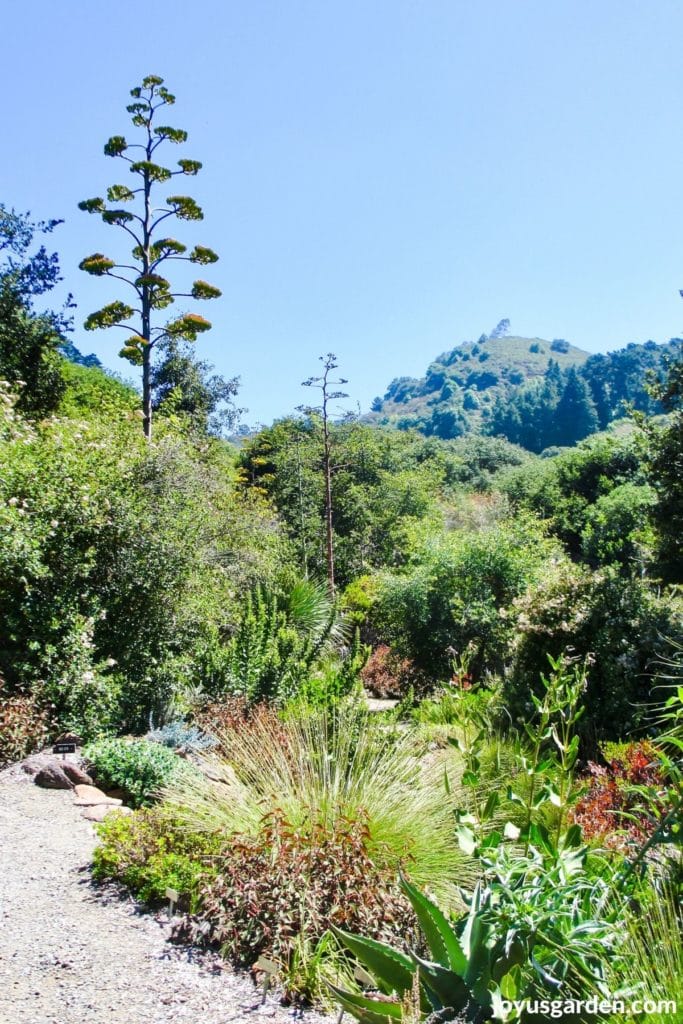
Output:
506 562 682 741
204 581 344 704
92 805 220 905
0 392 295 736
373 514 557 679
580 481 656 571
84 737 191 807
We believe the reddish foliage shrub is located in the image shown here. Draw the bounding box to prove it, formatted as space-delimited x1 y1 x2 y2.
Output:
191 812 418 972
571 741 667 851
191 697 287 756
361 644 430 699
0 684 51 767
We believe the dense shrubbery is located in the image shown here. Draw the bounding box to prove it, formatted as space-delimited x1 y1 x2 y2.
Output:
372 513 557 679
84 738 193 807
0 386 295 738
0 681 51 767
93 805 221 905
505 562 681 741
194 813 418 976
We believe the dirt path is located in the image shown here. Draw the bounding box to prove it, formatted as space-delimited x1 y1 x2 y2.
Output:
0 771 331 1024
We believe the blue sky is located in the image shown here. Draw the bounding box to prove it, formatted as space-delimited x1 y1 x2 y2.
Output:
3 1 683 424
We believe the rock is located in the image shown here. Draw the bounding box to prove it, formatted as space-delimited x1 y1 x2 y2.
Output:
21 757 45 777
34 763 74 790
73 784 122 806
80 804 132 822
61 763 93 786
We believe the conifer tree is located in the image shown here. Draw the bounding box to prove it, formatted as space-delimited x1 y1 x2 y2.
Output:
78 75 220 439
553 366 599 446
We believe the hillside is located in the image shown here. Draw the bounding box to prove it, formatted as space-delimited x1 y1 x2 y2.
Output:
368 335 589 438
368 334 679 449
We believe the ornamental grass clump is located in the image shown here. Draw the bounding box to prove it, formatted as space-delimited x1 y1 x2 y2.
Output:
164 702 475 905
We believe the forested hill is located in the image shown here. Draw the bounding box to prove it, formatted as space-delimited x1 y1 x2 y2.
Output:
368 331 680 451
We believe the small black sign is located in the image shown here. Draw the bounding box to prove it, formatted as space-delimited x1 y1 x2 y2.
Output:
53 742 77 755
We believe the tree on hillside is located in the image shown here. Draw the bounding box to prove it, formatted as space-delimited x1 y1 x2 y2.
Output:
553 367 599 446
0 206 69 416
150 338 242 436
299 354 349 595
78 75 221 439
489 318 510 339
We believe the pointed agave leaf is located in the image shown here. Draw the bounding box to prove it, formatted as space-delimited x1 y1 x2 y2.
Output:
399 875 467 974
461 914 494 1006
409 955 469 1013
331 928 414 996
327 986 403 1024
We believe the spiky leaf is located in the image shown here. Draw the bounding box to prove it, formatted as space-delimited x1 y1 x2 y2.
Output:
331 927 414 997
400 875 467 974
327 987 402 1024
410 955 470 1012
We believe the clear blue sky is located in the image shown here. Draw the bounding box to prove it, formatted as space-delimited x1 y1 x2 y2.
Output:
2 0 683 424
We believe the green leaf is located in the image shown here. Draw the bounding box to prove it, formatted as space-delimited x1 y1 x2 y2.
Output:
483 791 500 820
456 824 477 857
411 955 470 1013
331 928 414 996
400 875 467 974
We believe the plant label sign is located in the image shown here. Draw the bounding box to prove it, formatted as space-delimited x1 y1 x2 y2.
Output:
53 742 77 755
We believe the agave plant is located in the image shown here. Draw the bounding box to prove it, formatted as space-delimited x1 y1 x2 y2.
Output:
331 865 615 1024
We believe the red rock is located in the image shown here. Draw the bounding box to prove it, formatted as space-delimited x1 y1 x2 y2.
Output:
73 784 122 806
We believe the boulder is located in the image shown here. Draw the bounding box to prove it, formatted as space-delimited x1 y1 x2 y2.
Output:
34 762 75 789
73 784 122 806
61 763 93 786
80 804 132 822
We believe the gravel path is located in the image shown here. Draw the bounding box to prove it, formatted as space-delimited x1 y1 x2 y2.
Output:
0 769 332 1024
